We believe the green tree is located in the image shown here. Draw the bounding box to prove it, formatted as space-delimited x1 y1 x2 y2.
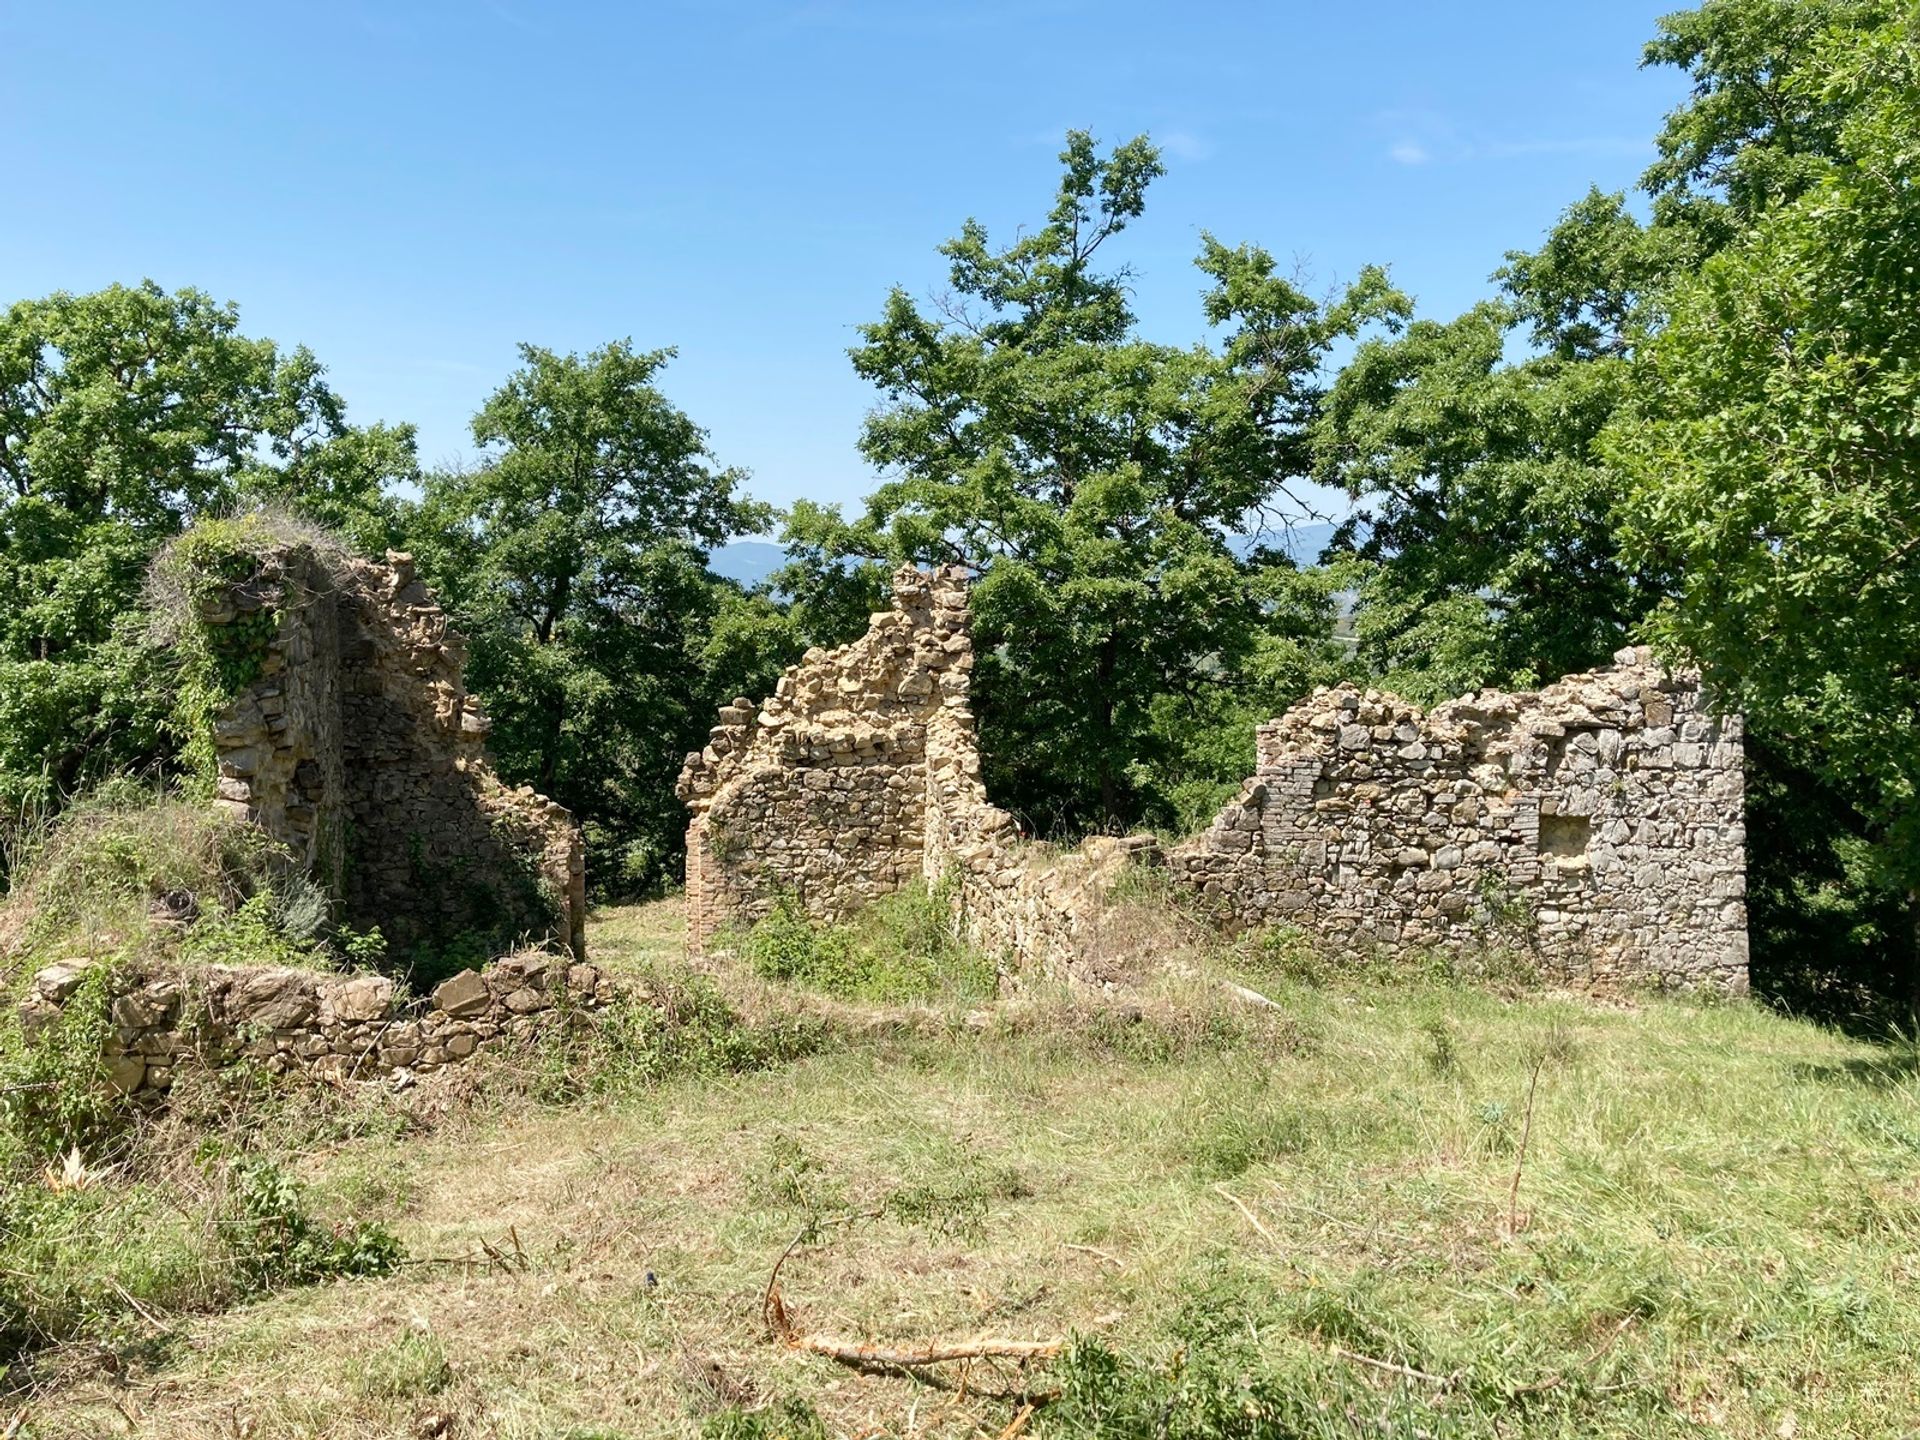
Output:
0 281 412 825
1313 0 1913 1018
1313 194 1677 698
812 132 1387 836
407 341 787 895
1611 15 1920 1000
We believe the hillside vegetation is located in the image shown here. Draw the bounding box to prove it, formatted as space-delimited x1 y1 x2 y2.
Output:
11 902 1918 1439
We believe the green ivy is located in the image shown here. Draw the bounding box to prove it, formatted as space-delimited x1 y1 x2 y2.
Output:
158 518 286 795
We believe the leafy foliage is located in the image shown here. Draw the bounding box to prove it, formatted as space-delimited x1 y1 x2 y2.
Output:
1614 15 1920 901
796 132 1376 836
737 881 997 1004
0 283 413 829
405 342 799 897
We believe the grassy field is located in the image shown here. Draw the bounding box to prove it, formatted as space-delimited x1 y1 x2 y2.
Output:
14 900 1920 1438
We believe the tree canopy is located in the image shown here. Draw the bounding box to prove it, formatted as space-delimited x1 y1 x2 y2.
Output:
795 131 1390 835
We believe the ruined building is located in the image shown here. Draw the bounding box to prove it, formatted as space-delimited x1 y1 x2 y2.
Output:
679 567 1748 992
202 544 587 959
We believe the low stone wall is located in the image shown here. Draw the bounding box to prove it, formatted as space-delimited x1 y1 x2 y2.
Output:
1166 653 1748 990
202 543 587 961
18 952 615 1098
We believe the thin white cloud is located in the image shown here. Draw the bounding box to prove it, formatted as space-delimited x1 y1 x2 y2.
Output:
1159 130 1214 163
1377 108 1645 167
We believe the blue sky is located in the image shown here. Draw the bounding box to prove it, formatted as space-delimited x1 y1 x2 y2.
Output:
1 2 1687 525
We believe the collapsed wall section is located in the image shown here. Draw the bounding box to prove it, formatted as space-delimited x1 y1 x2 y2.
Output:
677 566 965 949
203 545 587 959
678 566 1128 981
1166 653 1748 990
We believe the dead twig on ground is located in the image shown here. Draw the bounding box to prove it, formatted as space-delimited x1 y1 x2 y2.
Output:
761 1230 1065 1371
1330 1345 1460 1389
1507 1315 1636 1397
997 1402 1036 1439
1214 1184 1278 1245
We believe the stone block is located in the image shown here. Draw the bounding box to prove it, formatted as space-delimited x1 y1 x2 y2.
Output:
432 969 490 1018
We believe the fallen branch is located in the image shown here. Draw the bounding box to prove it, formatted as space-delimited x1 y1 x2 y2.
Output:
1330 1345 1459 1389
762 1229 1065 1371
997 1403 1037 1440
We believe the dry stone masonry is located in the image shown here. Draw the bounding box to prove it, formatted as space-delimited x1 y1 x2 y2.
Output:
682 569 1749 993
203 544 587 959
18 952 614 1099
678 566 1140 984
1167 655 1748 990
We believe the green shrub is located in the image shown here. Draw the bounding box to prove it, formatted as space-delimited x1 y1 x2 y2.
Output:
528 967 830 1103
701 1397 830 1440
180 892 315 970
0 962 121 1166
0 1152 402 1373
220 1156 402 1292
1185 1100 1313 1181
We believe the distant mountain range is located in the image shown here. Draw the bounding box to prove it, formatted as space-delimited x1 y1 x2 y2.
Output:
706 522 1342 590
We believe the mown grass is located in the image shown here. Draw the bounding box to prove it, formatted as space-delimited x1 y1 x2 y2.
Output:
12 900 1917 1438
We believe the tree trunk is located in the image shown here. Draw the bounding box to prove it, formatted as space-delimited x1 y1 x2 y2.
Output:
1096 629 1118 829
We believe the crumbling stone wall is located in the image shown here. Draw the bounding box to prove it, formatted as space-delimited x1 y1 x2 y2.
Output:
19 952 614 1098
682 569 1749 994
203 545 586 959
677 566 964 948
680 567 1180 985
1166 653 1748 990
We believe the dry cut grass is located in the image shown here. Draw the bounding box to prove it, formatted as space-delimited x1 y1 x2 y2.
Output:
14 900 1920 1439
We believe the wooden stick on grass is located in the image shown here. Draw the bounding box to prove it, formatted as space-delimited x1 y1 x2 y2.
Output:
762 1228 1065 1369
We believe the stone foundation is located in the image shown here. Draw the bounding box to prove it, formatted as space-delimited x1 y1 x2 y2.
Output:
202 544 587 959
19 952 615 1098
679 569 1749 993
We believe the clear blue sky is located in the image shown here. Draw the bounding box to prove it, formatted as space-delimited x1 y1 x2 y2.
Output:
1 1 1687 524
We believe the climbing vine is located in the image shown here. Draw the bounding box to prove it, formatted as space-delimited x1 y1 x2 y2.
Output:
151 517 285 795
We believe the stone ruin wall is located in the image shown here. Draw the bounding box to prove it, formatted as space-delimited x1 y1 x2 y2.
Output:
678 566 1130 984
1167 656 1748 991
682 568 1749 994
204 544 587 960
18 951 615 1100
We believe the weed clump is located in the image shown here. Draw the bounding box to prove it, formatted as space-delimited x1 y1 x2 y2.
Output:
526 966 831 1102
737 880 996 1004
701 1397 830 1440
0 1152 401 1374
355 1328 454 1400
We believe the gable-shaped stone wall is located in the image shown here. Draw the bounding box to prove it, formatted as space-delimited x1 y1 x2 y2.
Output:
677 566 1135 981
204 544 587 960
680 569 1748 993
